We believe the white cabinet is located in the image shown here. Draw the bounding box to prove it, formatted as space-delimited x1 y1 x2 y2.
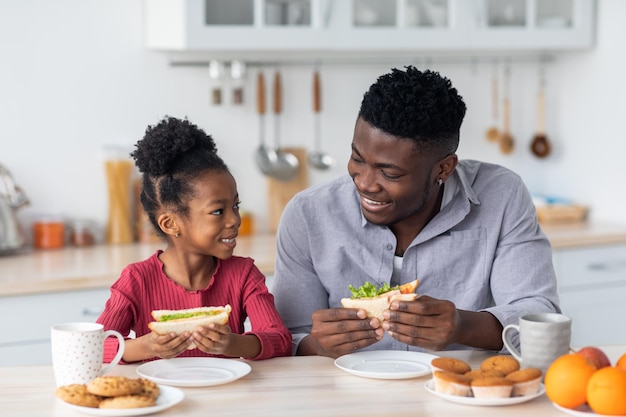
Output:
552 244 626 347
144 0 595 57
0 289 110 366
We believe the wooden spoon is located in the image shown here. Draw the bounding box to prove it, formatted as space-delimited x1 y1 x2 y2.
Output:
530 73 551 158
499 66 514 155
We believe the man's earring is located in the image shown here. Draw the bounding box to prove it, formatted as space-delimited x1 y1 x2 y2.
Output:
438 178 443 186
175 233 180 238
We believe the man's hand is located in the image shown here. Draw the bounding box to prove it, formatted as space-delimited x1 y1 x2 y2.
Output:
382 295 504 351
382 295 461 351
302 308 384 358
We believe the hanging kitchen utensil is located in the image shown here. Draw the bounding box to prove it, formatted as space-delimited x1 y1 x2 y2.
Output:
269 70 299 181
208 60 224 105
308 69 334 170
230 60 246 105
530 65 551 158
254 71 279 176
485 63 500 142
499 65 515 155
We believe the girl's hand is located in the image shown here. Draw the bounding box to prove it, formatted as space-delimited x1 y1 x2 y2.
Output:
143 331 193 359
190 323 234 355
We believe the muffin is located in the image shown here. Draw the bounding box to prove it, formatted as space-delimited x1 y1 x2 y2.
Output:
506 368 543 396
431 357 472 375
432 371 472 397
464 368 505 380
480 355 520 375
470 376 514 399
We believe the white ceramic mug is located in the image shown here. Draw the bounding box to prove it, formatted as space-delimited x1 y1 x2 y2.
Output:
51 322 125 386
502 313 572 374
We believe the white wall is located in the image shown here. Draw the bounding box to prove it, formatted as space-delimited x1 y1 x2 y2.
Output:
1 0 625 242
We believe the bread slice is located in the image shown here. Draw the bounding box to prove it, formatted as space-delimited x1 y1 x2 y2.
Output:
148 305 232 350
340 290 417 321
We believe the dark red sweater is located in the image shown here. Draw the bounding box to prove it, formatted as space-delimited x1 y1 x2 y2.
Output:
97 251 291 362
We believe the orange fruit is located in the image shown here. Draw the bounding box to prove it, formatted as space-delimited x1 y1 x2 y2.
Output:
587 367 626 415
616 353 626 371
545 353 596 409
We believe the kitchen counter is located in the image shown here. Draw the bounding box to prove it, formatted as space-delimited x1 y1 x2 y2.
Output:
542 221 626 248
0 234 276 297
2 345 625 417
2 222 626 298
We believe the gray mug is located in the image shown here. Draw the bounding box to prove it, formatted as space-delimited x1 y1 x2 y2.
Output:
502 313 572 374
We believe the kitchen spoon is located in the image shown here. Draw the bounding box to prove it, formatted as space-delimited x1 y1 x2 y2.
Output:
530 68 551 158
308 69 334 170
269 70 299 181
499 66 514 155
254 71 279 176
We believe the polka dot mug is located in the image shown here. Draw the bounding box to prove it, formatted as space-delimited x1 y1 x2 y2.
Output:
51 322 124 386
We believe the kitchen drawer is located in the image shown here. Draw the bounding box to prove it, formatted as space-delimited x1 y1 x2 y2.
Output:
553 243 626 290
0 289 110 346
560 284 626 347
0 341 52 366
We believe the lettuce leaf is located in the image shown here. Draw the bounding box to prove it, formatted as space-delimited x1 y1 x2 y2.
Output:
348 282 399 299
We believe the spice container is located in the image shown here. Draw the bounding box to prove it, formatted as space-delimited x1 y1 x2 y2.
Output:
208 60 225 105
33 216 65 249
104 146 134 244
230 60 246 105
239 211 254 236
69 220 96 247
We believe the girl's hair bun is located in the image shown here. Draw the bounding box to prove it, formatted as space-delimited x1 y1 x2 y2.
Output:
131 116 218 176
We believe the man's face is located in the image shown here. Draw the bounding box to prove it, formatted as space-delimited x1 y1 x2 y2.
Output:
347 118 441 227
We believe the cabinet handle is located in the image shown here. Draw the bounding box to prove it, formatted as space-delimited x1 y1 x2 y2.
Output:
587 261 626 271
82 306 104 317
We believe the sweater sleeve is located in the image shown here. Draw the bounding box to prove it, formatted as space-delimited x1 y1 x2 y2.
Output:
239 261 292 360
97 267 141 363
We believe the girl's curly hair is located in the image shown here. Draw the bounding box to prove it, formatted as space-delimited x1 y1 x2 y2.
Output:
130 116 228 237
358 66 466 158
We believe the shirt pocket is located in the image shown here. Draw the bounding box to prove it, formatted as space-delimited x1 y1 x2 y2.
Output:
420 228 488 295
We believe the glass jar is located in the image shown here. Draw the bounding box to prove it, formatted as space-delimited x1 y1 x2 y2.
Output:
104 147 134 244
33 217 65 249
69 220 96 247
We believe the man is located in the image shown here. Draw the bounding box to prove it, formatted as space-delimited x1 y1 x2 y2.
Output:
272 66 560 358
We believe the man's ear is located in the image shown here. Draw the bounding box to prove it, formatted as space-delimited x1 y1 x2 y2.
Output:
438 154 458 182
157 212 179 239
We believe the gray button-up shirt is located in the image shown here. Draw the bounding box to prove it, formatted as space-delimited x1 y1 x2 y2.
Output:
272 160 560 354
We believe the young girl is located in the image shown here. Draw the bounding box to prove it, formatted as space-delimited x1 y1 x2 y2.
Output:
97 116 291 362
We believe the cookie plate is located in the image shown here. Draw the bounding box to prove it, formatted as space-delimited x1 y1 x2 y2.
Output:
424 379 545 406
136 357 251 387
58 385 183 416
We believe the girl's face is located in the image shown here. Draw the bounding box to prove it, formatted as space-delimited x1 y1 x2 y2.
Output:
177 170 241 260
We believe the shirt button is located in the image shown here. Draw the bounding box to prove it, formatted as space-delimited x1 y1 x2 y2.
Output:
386 244 393 250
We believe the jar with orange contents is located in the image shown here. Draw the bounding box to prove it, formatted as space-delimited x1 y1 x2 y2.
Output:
33 216 65 249
239 211 254 236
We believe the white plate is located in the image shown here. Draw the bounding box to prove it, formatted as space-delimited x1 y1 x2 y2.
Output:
424 379 545 406
552 402 622 417
136 357 251 387
58 385 183 416
334 350 439 379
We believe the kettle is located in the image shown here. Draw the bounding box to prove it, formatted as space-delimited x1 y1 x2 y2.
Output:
0 163 29 253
